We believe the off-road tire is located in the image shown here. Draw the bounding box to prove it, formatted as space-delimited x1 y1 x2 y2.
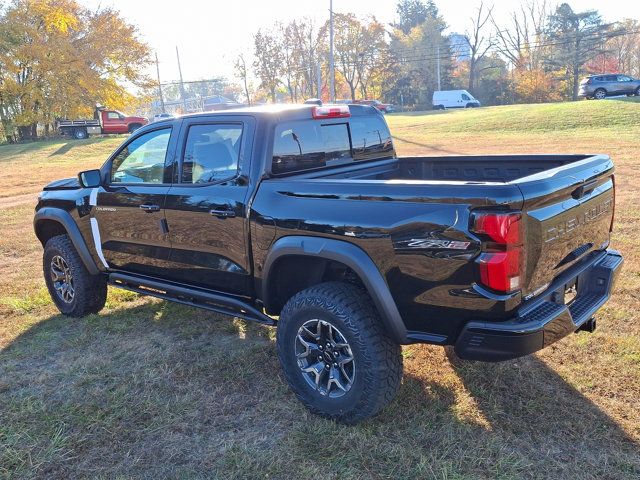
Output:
276 281 403 424
43 234 107 317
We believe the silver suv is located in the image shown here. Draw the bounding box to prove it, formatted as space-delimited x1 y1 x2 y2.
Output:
579 74 640 100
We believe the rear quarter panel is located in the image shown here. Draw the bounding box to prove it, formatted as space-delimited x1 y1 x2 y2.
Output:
251 178 523 340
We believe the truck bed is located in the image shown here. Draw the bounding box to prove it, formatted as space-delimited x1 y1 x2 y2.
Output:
308 154 595 183
58 119 100 127
254 153 615 340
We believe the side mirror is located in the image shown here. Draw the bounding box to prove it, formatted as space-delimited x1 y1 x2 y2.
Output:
78 169 102 188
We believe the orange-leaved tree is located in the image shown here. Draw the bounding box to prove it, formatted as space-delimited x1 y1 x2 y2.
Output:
0 0 151 141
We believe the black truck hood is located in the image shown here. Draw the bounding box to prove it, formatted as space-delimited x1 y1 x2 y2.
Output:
43 177 81 190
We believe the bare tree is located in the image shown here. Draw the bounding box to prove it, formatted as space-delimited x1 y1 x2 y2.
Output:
234 54 251 105
280 22 299 102
355 18 388 99
328 13 365 101
491 0 551 70
467 1 495 91
606 19 640 77
253 29 283 103
287 19 324 99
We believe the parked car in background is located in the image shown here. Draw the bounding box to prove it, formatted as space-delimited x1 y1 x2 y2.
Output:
433 90 481 110
354 99 394 113
152 113 174 122
58 107 148 139
202 95 244 112
579 74 640 100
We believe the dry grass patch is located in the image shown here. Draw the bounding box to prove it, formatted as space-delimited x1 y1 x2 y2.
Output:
1 102 639 478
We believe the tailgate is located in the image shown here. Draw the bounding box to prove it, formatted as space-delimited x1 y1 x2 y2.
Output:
516 155 615 298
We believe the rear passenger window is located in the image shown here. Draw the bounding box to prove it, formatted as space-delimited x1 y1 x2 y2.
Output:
181 124 243 183
272 121 351 175
349 115 394 161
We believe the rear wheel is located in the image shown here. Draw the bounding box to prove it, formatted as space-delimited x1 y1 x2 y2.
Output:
594 88 607 100
44 235 107 317
128 123 142 133
276 282 403 424
73 128 88 140
434 104 445 111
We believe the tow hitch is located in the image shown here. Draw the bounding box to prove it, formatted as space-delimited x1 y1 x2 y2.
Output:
578 317 597 333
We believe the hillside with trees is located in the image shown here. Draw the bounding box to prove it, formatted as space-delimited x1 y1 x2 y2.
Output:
1 0 639 141
244 0 640 109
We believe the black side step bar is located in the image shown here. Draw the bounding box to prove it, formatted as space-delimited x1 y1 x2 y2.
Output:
108 272 276 326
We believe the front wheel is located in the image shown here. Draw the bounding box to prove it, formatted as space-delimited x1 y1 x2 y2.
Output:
276 282 403 424
44 235 107 317
594 89 607 100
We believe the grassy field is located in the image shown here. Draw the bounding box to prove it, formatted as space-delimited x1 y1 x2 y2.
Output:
1 100 639 479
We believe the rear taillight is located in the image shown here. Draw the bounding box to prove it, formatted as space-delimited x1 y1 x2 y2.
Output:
472 212 524 293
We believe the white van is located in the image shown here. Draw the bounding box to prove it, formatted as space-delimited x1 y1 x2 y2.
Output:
432 90 481 110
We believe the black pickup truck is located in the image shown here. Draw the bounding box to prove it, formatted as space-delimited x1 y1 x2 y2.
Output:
34 103 622 423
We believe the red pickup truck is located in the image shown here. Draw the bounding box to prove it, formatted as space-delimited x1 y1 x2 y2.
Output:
58 108 148 139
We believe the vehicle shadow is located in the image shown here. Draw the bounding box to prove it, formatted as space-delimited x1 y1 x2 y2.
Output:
49 142 77 156
392 135 461 155
1 302 638 478
446 347 639 476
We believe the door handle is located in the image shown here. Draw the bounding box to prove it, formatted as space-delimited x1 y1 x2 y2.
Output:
140 204 161 213
209 208 236 219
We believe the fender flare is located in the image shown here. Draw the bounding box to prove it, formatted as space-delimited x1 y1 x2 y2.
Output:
34 207 100 275
262 236 408 344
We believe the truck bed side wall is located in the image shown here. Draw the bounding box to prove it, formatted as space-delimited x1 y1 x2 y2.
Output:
251 178 523 341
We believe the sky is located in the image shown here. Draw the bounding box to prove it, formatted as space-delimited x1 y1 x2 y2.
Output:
82 0 640 84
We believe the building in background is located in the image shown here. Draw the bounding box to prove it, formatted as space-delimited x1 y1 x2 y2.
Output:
449 33 471 62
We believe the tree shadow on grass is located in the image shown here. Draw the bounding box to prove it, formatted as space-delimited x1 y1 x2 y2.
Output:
1 302 639 479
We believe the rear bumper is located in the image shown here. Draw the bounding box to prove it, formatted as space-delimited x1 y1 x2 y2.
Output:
454 249 623 361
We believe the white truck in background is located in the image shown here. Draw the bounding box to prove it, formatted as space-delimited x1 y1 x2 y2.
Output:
433 90 481 110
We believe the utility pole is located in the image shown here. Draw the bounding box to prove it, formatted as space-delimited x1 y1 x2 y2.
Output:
155 52 165 113
317 63 322 99
436 43 441 91
176 46 188 113
329 0 335 102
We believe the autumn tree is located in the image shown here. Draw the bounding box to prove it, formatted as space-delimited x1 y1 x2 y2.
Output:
602 19 640 77
393 0 440 35
286 19 325 100
328 13 364 101
253 29 283 103
546 3 611 100
387 1 451 107
0 0 151 141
